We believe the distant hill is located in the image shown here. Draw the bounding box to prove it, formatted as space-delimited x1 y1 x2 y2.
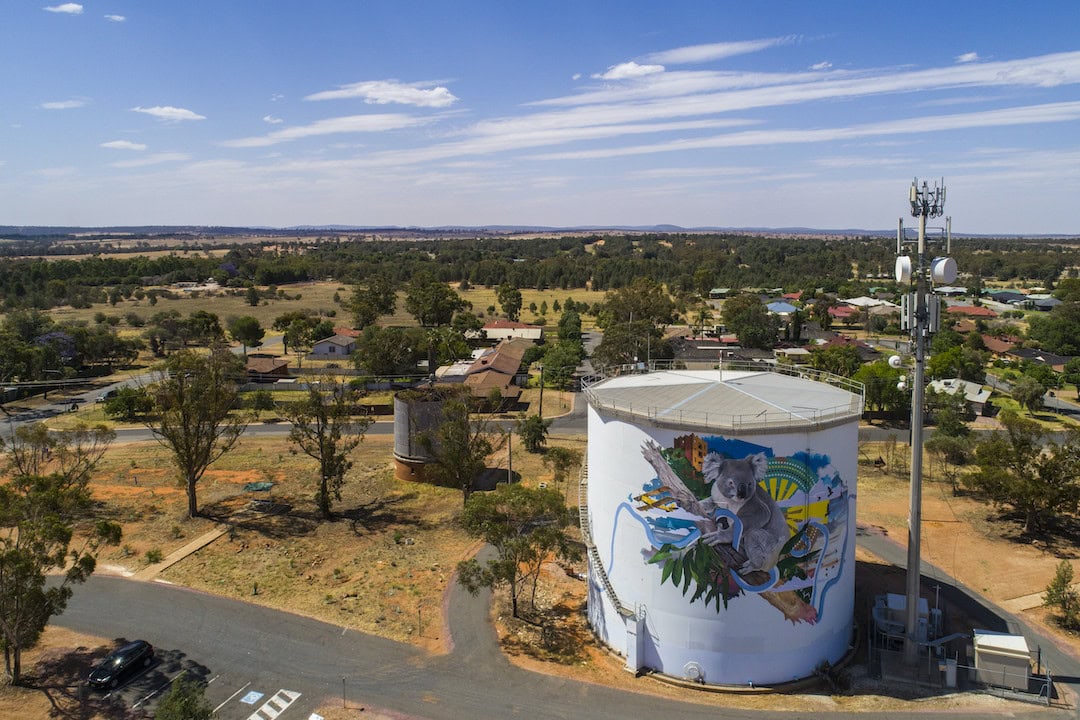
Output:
1 224 1077 241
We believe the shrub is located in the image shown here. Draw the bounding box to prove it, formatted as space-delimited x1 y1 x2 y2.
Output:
146 548 164 564
1045 561 1080 630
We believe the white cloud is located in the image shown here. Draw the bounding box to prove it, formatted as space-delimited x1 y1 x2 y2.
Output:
111 152 189 168
100 140 146 151
263 115 284 124
105 14 125 22
222 113 436 148
44 3 82 14
571 73 582 81
810 61 832 71
131 106 206 121
305 80 457 107
40 99 86 109
643 36 797 65
956 52 980 64
270 93 284 102
592 62 665 80
529 101 1080 161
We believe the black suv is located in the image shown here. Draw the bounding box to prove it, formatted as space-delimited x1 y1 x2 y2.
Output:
88 640 154 690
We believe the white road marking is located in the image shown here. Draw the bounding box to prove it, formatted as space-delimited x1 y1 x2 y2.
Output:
215 680 252 713
248 689 301 720
132 669 183 709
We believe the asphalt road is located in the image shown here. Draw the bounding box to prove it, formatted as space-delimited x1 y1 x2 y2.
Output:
55 533 1076 720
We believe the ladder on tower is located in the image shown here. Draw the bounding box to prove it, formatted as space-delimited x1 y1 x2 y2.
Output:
578 462 633 618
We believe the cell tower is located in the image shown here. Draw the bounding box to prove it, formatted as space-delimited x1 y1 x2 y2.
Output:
894 178 957 666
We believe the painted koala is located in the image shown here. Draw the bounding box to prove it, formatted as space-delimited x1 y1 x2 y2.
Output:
700 451 789 575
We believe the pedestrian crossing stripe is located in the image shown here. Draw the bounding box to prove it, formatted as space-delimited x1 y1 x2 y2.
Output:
247 689 301 720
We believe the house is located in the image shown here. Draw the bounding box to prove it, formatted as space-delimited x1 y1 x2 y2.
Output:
928 378 992 413
669 337 744 368
333 326 362 338
1031 297 1062 312
818 335 880 363
476 319 545 343
775 347 811 364
766 301 798 316
980 335 1018 358
828 305 860 322
988 290 1028 305
934 286 968 297
946 305 998 319
459 338 530 400
1005 348 1074 372
310 334 356 359
708 288 732 299
246 356 290 382
782 291 803 301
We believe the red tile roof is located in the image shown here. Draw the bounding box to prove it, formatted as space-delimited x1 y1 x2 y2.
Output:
946 305 998 318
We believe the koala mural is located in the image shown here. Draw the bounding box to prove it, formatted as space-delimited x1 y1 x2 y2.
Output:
699 451 790 574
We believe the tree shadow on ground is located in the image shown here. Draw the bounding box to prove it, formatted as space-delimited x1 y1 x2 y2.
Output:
202 498 315 539
340 492 419 536
991 510 1080 559
26 638 210 719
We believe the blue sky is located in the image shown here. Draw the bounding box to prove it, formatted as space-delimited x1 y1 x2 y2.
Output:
3 1 1080 233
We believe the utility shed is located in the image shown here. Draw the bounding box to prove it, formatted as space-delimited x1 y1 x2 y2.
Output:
973 630 1030 691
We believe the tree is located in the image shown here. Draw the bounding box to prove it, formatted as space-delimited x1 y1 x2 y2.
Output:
350 275 397 328
405 272 468 378
496 284 523 322
102 386 154 421
592 278 673 367
0 423 121 685
156 675 214 720
418 388 504 505
808 344 862 377
1044 561 1079 630
965 411 1080 533
542 446 583 497
516 414 551 453
245 285 261 307
540 342 583 391
925 387 974 437
456 483 578 618
227 315 264 355
1063 357 1080 400
281 381 372 519
285 319 314 369
692 305 714 337
853 361 907 414
352 326 424 376
556 307 582 345
723 293 780 350
1011 375 1046 414
1027 302 1080 356
147 350 249 518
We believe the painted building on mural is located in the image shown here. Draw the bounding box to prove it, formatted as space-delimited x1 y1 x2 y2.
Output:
582 365 864 686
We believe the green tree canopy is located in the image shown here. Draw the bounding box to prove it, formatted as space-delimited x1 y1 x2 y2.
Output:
456 483 578 618
496 284 523 322
227 315 264 355
723 293 780 350
146 350 249 518
1026 302 1080 356
350 275 397 328
965 411 1080 533
0 423 121 685
282 381 372 519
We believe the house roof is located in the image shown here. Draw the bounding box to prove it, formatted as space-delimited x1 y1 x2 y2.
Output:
483 319 543 331
928 378 992 405
466 338 528 376
946 305 998 318
766 301 798 314
463 370 522 398
315 334 356 347
333 326 361 338
782 291 803 300
980 335 1016 354
1006 348 1073 368
246 357 289 374
828 305 860 318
